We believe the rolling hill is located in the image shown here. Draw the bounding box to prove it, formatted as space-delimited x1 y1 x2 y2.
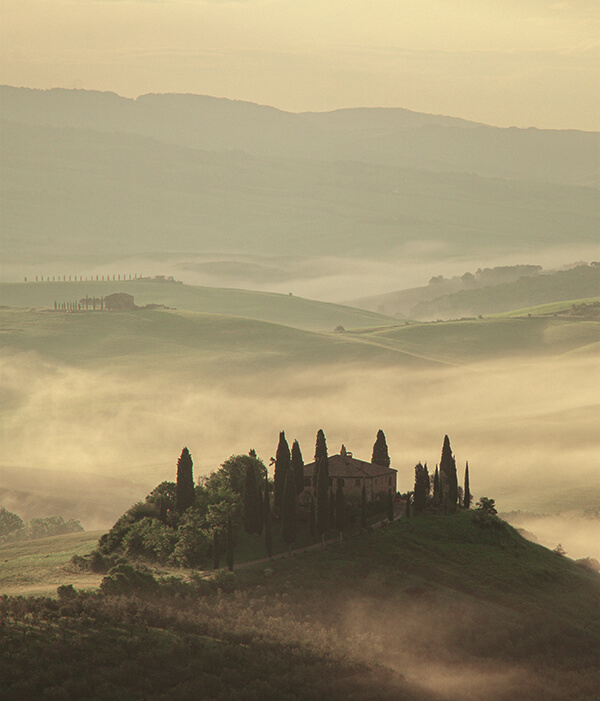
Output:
0 280 397 333
1 87 598 277
348 264 600 320
0 512 598 700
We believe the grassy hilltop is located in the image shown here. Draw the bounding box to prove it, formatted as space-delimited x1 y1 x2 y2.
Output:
0 511 598 700
0 280 397 333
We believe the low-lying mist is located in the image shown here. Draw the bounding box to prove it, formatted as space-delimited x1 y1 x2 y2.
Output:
1 350 598 556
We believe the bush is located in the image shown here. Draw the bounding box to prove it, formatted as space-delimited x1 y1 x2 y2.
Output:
211 569 236 593
100 564 158 595
122 517 178 563
57 584 77 601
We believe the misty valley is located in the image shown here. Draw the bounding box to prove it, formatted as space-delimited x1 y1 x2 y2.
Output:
1 87 599 700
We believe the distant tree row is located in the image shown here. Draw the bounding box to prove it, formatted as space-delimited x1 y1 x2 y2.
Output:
31 274 140 283
0 507 83 541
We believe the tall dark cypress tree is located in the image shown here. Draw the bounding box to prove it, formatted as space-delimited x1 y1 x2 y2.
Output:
273 431 291 514
313 429 328 488
281 470 297 549
309 495 316 541
439 435 458 513
316 455 329 539
242 463 261 534
226 516 234 572
335 480 346 537
371 429 391 467
413 462 430 514
464 461 472 509
176 447 195 514
360 481 367 529
291 440 305 497
433 465 441 507
264 474 272 558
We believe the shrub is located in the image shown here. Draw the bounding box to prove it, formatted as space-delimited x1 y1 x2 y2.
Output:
57 584 77 601
100 564 157 595
211 569 236 593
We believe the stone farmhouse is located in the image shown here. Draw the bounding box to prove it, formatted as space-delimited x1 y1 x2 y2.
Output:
301 445 397 505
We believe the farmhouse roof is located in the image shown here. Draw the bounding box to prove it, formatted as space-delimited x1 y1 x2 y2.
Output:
304 453 397 479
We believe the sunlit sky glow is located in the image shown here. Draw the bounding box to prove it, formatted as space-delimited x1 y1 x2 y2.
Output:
1 0 599 129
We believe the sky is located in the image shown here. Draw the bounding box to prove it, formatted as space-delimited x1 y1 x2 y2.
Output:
1 0 598 130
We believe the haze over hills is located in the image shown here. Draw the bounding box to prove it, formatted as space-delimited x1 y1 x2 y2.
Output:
1 87 598 300
348 263 600 320
2 86 597 186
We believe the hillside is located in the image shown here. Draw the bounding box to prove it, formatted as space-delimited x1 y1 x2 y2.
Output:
0 512 598 699
411 264 600 320
2 86 598 186
347 264 600 320
0 307 428 370
3 121 596 269
350 316 600 362
0 280 397 333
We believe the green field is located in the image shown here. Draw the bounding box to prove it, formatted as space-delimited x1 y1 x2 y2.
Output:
0 280 398 333
0 531 104 596
490 296 600 318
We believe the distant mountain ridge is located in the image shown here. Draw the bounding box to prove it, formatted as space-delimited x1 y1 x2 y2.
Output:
2 86 598 186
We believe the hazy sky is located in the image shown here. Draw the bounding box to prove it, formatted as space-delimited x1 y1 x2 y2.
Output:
1 1 599 129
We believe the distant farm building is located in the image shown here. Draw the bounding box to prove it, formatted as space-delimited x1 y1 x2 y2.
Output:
104 293 137 311
301 447 397 505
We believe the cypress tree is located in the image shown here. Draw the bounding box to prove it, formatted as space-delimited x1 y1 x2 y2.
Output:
281 470 297 549
264 474 273 559
464 462 472 509
313 429 328 487
335 479 346 537
309 495 316 541
413 462 430 514
433 465 440 507
316 455 329 540
291 440 305 497
360 481 367 529
386 488 394 523
213 531 220 570
439 435 458 513
176 447 195 514
242 463 261 534
226 515 234 571
273 431 291 513
371 429 391 467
